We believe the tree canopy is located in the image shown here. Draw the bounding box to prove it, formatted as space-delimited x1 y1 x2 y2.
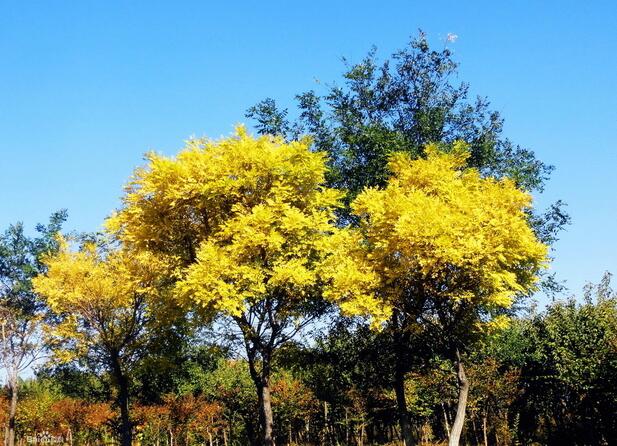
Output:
334 143 547 326
107 127 373 446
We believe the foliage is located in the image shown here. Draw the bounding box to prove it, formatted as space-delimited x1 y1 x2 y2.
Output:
247 32 555 204
8 279 617 446
33 238 167 367
327 144 548 332
107 127 371 445
0 31 592 446
0 210 67 313
32 237 176 446
0 211 66 446
513 274 617 445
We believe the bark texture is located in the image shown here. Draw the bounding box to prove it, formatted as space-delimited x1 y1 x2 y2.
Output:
449 350 469 446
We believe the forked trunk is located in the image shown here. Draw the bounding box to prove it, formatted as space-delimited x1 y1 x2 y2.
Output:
449 350 469 446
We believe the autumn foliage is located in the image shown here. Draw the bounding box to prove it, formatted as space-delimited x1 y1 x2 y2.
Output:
7 128 550 446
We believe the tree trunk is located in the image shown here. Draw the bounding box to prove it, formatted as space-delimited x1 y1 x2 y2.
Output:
260 380 275 446
345 408 349 445
442 403 451 439
471 417 480 446
6 379 18 446
235 310 282 446
245 417 258 446
323 401 330 445
392 311 414 446
118 373 132 446
247 350 275 446
394 366 413 446
448 350 469 446
111 355 132 446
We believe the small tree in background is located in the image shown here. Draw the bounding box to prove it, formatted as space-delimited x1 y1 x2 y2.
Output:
0 211 66 446
33 239 170 446
0 306 44 446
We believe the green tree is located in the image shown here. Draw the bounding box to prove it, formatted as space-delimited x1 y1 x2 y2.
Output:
201 359 258 445
279 320 398 444
0 211 66 446
515 273 617 445
247 32 557 206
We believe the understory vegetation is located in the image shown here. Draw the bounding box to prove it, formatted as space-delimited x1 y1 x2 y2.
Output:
3 283 617 446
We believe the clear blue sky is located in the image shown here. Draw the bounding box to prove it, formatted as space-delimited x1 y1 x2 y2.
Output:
1 1 615 298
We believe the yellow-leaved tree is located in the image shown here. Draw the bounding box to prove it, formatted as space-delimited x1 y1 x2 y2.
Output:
107 127 375 446
325 143 548 446
33 238 169 446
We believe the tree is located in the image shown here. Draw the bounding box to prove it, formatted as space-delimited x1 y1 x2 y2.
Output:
512 273 617 445
278 320 402 445
465 355 522 446
133 339 225 407
246 32 556 206
247 34 567 443
0 211 66 446
13 378 62 442
326 146 547 445
107 128 370 446
270 369 318 444
201 358 258 445
33 238 169 446
0 307 44 446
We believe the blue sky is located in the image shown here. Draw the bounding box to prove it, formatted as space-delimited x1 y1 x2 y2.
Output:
1 0 615 299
